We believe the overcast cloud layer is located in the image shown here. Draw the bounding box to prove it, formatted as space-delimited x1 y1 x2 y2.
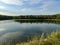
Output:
0 0 60 16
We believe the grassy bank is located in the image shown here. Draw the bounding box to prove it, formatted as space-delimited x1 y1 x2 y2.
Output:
16 31 60 45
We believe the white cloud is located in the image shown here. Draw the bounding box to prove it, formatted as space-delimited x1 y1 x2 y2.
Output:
0 12 19 16
20 0 54 14
21 8 32 12
39 1 52 11
30 0 42 4
19 0 54 15
0 28 5 31
19 8 44 15
0 0 23 6
0 6 6 9
19 8 34 15
0 0 59 15
23 0 42 4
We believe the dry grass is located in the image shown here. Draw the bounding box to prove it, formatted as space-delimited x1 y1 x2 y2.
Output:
16 31 60 45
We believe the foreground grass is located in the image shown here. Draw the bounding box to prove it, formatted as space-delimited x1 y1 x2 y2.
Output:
16 31 60 45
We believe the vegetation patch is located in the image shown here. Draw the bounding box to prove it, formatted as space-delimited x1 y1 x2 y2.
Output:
16 31 60 45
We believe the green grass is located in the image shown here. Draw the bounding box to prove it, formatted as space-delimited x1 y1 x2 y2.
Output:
16 31 60 45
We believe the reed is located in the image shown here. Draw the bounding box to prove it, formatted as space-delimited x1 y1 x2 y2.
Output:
16 31 60 45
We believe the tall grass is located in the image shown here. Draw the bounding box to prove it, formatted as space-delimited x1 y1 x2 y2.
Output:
16 31 60 45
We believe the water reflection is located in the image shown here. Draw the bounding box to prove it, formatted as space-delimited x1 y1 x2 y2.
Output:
0 20 60 45
15 19 60 24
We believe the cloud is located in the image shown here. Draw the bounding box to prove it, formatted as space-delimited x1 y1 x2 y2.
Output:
0 28 5 31
19 8 42 15
39 1 53 11
19 0 54 15
0 12 19 16
19 0 60 15
21 8 32 12
19 8 34 15
0 6 6 9
24 0 42 4
0 0 60 15
19 0 55 11
36 0 60 14
28 0 42 4
0 0 23 6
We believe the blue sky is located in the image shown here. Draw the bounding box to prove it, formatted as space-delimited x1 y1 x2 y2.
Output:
0 0 60 16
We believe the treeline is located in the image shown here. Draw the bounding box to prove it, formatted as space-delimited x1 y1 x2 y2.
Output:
0 14 60 20
13 14 60 19
0 15 13 20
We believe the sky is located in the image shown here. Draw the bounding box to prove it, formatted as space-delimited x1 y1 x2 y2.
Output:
0 0 60 16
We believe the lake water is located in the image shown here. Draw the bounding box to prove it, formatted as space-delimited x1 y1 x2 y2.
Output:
0 20 60 45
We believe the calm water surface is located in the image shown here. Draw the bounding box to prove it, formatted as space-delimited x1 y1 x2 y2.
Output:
0 20 60 45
